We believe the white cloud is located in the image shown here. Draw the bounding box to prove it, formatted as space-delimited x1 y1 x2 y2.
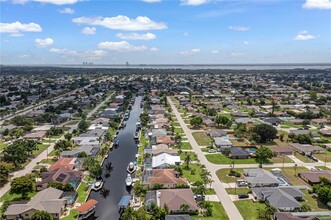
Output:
35 37 54 47
294 30 317 40
49 48 107 58
231 52 245 57
116 32 156 40
18 54 30 58
303 0 331 9
59 7 75 14
72 15 167 31
244 41 249 45
181 0 210 6
228 26 250 31
98 41 148 52
179 48 201 56
142 0 161 2
81 27 96 35
211 50 219 54
183 32 189 37
0 21 42 36
13 0 80 5
150 47 160 51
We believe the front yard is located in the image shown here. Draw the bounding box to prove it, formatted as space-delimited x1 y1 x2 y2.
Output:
180 164 204 183
206 154 257 164
192 132 212 146
191 202 229 220
234 200 266 220
216 168 244 183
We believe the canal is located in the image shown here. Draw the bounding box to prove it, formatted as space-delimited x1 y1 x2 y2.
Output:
88 96 143 219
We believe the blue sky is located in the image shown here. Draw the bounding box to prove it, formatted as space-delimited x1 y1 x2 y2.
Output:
1 0 330 64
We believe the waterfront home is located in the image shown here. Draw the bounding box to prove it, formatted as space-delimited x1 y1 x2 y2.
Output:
49 157 77 171
61 145 99 158
5 187 66 220
36 167 82 191
76 199 98 220
147 169 188 188
243 168 279 187
152 153 181 169
156 136 176 145
252 187 303 211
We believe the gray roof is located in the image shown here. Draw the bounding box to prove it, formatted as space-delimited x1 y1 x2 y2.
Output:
244 168 279 185
230 147 250 157
165 215 192 220
252 187 303 209
214 137 232 147
290 143 325 153
5 187 65 216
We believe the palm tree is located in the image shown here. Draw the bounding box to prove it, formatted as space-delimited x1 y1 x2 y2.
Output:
100 188 110 198
184 154 192 169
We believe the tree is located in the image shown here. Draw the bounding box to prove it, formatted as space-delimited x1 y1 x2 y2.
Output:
46 127 63 137
10 175 34 199
255 146 275 168
89 164 102 178
30 210 53 220
202 201 213 217
184 154 192 169
190 116 203 128
252 124 277 143
180 204 190 213
214 115 230 128
0 162 14 186
294 134 312 144
133 180 147 197
48 182 74 191
3 140 32 168
64 133 72 141
54 140 71 151
78 120 89 133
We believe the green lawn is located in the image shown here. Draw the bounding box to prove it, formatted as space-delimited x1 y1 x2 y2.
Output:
265 166 309 185
40 158 56 164
191 202 229 220
42 139 56 144
271 156 294 164
0 142 7 150
300 190 329 211
179 142 192 150
294 152 314 163
65 120 80 125
0 190 37 203
174 127 184 134
172 122 180 127
61 209 79 220
315 166 330 170
181 164 204 183
184 119 190 124
192 132 212 146
206 154 257 164
314 151 331 162
33 144 50 157
205 188 216 195
180 151 198 161
234 200 266 220
226 188 251 195
216 168 244 183
76 182 89 203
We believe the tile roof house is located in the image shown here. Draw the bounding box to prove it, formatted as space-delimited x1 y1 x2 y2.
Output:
5 187 66 220
22 131 47 140
76 199 98 220
252 187 303 211
147 169 188 188
243 168 279 187
205 129 227 138
49 157 77 171
152 153 181 169
156 136 176 145
298 171 331 184
36 168 82 191
271 147 293 156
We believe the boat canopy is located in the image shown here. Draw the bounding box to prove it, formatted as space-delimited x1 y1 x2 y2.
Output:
118 195 131 208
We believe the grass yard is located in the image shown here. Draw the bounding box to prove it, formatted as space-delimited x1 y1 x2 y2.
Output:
271 156 294 164
65 120 80 125
226 188 251 195
0 190 37 203
42 139 56 144
205 188 216 195
230 139 250 147
192 132 212 146
265 166 309 185
300 190 330 211
76 182 89 203
179 142 192 150
180 151 198 161
294 152 314 163
172 122 180 127
191 202 229 220
315 166 330 170
174 127 184 134
234 200 266 220
216 168 244 183
181 164 204 183
33 144 50 157
40 158 56 164
0 142 7 150
61 209 79 220
314 151 331 162
184 119 190 124
206 154 257 164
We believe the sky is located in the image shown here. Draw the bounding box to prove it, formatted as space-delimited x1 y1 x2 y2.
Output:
0 0 331 65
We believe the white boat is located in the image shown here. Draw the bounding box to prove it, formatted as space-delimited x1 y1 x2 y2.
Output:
133 132 139 139
126 174 132 187
127 162 136 174
92 179 103 191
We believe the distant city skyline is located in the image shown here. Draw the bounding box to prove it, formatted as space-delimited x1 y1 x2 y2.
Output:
1 0 331 64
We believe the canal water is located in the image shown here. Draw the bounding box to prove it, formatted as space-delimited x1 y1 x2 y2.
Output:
89 96 142 219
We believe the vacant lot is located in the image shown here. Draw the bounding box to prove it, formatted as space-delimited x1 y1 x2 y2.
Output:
192 132 212 146
206 154 257 164
191 201 229 220
216 168 244 183
234 200 266 220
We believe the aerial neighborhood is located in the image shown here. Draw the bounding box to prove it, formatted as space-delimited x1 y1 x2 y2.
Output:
0 67 330 220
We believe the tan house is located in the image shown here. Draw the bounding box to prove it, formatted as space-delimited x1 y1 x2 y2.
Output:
148 169 188 188
5 187 66 220
156 136 175 145
158 189 198 213
22 130 47 140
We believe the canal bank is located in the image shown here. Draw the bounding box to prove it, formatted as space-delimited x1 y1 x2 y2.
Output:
88 96 143 219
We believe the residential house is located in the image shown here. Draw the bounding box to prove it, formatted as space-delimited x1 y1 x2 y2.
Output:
243 168 279 187
76 199 98 220
263 117 283 126
147 169 188 188
290 143 325 154
230 147 250 159
22 130 47 140
271 147 293 156
299 171 331 185
5 187 66 220
156 136 175 146
205 129 227 138
152 153 181 169
214 137 233 151
49 157 77 171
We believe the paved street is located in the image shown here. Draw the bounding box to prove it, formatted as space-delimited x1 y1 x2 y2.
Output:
168 97 244 220
0 92 114 199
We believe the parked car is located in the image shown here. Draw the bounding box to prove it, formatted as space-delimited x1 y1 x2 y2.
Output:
238 194 249 199
208 149 217 153
194 194 205 201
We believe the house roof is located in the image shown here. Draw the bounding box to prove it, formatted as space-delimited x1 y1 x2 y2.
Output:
76 199 98 214
148 169 188 187
244 168 279 185
290 143 325 153
271 147 293 153
49 157 76 171
5 187 65 216
152 153 180 168
299 171 331 183
214 138 232 146
156 136 175 145
230 147 250 157
158 189 198 212
38 167 82 185
206 129 227 138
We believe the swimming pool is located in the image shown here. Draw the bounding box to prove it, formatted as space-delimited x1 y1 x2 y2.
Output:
277 177 289 186
248 148 256 153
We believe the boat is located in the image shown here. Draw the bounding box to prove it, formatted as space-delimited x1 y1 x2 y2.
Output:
127 162 136 174
133 132 139 140
92 179 103 191
125 174 132 187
